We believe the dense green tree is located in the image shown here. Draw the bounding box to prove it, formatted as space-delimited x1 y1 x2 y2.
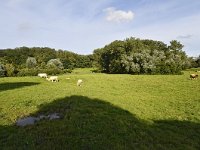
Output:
0 64 6 77
26 57 37 69
94 37 189 74
93 48 103 68
75 55 93 68
47 59 64 69
168 40 184 52
0 47 93 72
196 55 200 67
4 64 17 77
0 37 194 76
56 50 76 69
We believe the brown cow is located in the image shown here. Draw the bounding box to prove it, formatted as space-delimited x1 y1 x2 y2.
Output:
190 74 198 79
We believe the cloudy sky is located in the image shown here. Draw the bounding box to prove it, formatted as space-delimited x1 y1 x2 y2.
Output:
0 0 200 56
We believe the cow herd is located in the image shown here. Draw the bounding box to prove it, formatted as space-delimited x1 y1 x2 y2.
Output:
37 73 83 86
38 71 198 84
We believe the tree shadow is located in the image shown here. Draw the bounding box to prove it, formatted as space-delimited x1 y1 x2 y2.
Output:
0 95 200 149
0 82 40 92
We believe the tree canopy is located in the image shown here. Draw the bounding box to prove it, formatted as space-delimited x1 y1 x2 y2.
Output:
93 37 191 74
0 47 93 76
0 37 198 77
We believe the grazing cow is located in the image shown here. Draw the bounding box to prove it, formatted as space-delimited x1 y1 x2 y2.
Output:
190 74 198 79
38 73 47 78
77 79 83 86
46 76 59 82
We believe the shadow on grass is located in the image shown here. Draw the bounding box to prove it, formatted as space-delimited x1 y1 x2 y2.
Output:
0 95 200 149
0 82 40 92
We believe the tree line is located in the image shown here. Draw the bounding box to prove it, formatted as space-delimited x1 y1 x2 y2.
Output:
0 47 93 76
0 37 199 77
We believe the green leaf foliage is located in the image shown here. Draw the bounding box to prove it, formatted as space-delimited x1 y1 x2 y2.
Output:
94 37 192 74
0 63 6 77
26 57 37 69
0 47 93 76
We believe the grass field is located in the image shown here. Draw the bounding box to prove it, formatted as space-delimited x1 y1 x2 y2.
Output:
0 69 200 149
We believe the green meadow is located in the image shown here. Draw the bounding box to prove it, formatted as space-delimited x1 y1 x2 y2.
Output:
0 69 200 149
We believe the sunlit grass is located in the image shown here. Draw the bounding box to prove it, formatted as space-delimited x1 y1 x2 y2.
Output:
0 70 200 149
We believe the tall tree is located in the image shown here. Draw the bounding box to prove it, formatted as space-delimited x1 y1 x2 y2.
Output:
168 40 184 52
94 37 189 74
196 55 200 67
26 57 37 69
47 59 64 69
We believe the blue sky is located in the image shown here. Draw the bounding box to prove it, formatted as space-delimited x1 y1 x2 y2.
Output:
0 0 200 56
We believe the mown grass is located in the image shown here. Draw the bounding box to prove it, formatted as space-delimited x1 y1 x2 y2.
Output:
0 70 200 149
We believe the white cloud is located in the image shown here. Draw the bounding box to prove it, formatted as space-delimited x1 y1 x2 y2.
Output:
177 34 193 39
104 7 134 23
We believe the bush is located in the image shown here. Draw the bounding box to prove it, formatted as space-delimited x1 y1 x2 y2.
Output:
44 68 72 75
0 64 6 77
26 57 37 69
4 64 18 77
91 68 101 73
47 59 64 70
44 68 63 75
17 68 72 77
63 69 72 73
17 69 39 76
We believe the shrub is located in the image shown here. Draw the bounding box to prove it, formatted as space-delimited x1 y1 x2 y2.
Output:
44 68 62 75
17 69 39 76
17 68 72 76
26 57 37 69
0 64 6 77
44 68 71 75
4 64 18 77
47 59 64 70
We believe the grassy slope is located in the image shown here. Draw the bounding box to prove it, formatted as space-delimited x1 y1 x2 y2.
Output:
0 70 200 149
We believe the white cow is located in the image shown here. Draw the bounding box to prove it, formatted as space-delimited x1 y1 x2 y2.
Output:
77 79 83 86
38 73 47 78
46 76 59 82
190 74 198 79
